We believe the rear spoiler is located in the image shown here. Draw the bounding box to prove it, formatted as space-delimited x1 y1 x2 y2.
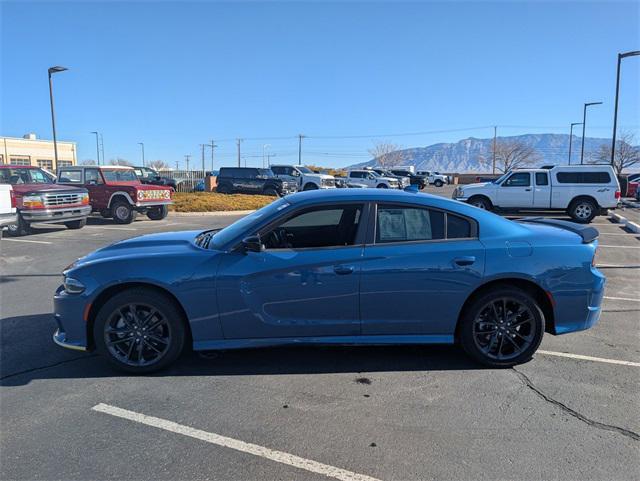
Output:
516 217 599 243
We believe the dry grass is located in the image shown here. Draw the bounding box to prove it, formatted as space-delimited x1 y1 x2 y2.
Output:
170 192 275 212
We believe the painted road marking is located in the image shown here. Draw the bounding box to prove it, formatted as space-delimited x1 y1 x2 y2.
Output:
599 232 640 236
1 238 52 244
538 350 640 367
599 245 640 249
92 403 381 481
597 264 640 268
84 226 138 231
604 296 640 302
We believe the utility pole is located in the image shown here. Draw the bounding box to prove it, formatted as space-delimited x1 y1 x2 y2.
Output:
568 122 583 165
266 153 276 167
209 140 217 172
298 134 305 166
200 144 206 175
580 101 603 164
91 132 100 165
184 154 191 172
236 139 243 167
138 142 145 166
492 126 497 174
175 160 179 170
100 134 105 165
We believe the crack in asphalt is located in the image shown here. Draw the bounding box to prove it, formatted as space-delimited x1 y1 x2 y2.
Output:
0 354 98 382
512 367 639 442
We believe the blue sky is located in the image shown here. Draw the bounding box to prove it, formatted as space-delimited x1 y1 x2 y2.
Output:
2 0 639 168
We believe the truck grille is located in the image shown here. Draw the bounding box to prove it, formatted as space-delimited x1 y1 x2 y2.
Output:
44 193 83 207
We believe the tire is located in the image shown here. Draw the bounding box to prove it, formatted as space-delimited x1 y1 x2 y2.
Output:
434 180 444 187
5 214 32 237
65 219 86 230
303 183 318 191
459 287 545 367
100 209 112 219
111 200 137 224
468 196 492 211
376 183 389 189
263 188 279 197
568 198 597 224
93 288 186 374
147 205 169 220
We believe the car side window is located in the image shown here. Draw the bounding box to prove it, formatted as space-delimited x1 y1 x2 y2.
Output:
262 204 363 249
535 172 548 186
447 214 471 239
376 205 445 243
503 172 530 187
58 169 82 183
85 168 103 184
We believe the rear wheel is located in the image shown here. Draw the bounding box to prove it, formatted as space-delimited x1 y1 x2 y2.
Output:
303 183 318 191
468 196 492 211
112 201 137 224
94 288 186 373
434 179 444 187
147 205 169 220
65 219 86 230
459 287 544 367
568 198 597 223
376 183 388 188
5 214 32 237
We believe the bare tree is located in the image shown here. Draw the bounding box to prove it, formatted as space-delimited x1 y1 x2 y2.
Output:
368 141 404 167
594 132 639 174
481 139 540 173
147 160 170 170
109 158 132 166
80 159 97 166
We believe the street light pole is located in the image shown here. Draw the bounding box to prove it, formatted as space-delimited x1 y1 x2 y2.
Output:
611 50 640 167
298 134 305 166
138 142 145 166
568 122 582 165
580 101 603 165
262 144 270 168
48 66 68 168
236 139 242 167
91 131 100 165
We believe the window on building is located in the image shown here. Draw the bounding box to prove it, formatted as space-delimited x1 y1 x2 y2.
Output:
10 156 31 166
37 159 54 170
0 154 4 164
57 160 74 168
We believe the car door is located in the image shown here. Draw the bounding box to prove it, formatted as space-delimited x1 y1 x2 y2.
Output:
360 203 484 336
84 168 107 206
532 172 551 208
496 172 533 208
216 203 368 339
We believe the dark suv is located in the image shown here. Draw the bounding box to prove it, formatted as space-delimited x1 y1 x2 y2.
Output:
133 166 177 189
216 168 298 196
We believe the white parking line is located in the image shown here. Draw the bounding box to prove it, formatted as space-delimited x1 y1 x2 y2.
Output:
92 403 381 481
604 296 640 302
1 238 52 244
599 232 640 236
599 245 640 249
84 226 138 231
537 350 640 367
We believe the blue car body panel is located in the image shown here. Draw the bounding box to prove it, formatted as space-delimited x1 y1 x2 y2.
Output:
53 189 605 351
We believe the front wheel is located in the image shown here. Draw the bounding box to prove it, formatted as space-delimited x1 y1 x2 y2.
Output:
303 183 318 191
65 219 87 230
568 198 597 223
434 180 444 187
112 201 137 224
376 183 389 188
5 214 32 237
459 287 544 367
93 288 186 373
263 188 279 197
147 205 169 220
468 196 492 211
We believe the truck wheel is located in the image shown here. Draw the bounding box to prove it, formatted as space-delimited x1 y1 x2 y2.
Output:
468 196 492 211
112 201 137 224
434 179 444 187
263 188 279 197
147 205 169 220
376 184 388 188
5 214 32 237
303 183 318 191
568 198 597 223
65 219 87 230
100 209 112 219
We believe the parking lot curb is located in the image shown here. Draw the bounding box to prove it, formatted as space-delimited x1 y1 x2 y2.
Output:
608 210 640 233
170 210 256 217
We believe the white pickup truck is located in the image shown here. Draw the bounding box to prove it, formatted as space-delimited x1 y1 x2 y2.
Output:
0 184 17 229
347 170 399 189
452 165 620 223
270 165 336 191
416 170 449 187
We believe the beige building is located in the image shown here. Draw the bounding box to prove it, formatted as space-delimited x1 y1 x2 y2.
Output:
1 133 77 172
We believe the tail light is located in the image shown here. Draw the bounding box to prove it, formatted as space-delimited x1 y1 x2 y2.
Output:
615 190 621 199
10 190 16 208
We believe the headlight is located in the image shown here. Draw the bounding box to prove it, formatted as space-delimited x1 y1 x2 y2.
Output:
63 277 85 294
23 194 44 209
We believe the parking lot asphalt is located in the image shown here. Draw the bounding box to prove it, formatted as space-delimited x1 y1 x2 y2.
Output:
1 190 639 481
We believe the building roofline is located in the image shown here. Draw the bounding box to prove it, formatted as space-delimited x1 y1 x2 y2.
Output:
0 135 76 145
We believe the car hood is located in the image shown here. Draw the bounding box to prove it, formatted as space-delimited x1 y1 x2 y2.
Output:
460 182 493 190
13 183 86 194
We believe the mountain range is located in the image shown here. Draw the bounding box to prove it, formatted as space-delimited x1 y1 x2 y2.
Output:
349 133 614 172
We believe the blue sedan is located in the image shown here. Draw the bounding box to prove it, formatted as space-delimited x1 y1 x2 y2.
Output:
53 189 605 373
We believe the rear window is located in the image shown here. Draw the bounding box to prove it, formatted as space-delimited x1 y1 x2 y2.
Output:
556 171 611 183
58 169 83 183
376 206 445 243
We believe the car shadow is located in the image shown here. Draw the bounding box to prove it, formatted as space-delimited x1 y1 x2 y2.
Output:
0 313 487 387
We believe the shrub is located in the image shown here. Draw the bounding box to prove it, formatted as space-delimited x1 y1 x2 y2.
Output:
170 192 275 212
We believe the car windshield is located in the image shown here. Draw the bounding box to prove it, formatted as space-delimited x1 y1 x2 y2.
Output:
257 169 275 177
210 198 290 248
102 169 138 182
134 168 157 178
298 166 313 174
492 172 511 184
0 167 53 184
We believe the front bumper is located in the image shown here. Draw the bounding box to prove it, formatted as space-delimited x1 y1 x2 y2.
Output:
53 328 87 351
53 285 90 351
134 200 173 208
21 205 91 224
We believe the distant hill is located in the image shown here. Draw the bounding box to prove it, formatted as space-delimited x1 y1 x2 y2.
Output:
348 133 613 172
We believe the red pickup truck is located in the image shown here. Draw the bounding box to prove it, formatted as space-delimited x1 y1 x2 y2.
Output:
57 165 173 224
0 165 91 236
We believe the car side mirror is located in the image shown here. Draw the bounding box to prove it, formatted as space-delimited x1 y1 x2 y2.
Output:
87 180 97 185
242 235 265 253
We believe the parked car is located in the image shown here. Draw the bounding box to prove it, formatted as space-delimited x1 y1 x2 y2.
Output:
367 168 410 189
347 169 399 188
216 167 298 196
627 181 638 200
389 169 427 189
0 165 90 236
57 165 173 224
270 165 336 190
452 165 620 223
0 183 17 228
53 189 605 373
133 166 177 190
416 170 449 187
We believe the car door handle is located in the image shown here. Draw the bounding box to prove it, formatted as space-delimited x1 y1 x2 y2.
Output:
333 265 354 275
525 188 532 191
453 256 476 267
